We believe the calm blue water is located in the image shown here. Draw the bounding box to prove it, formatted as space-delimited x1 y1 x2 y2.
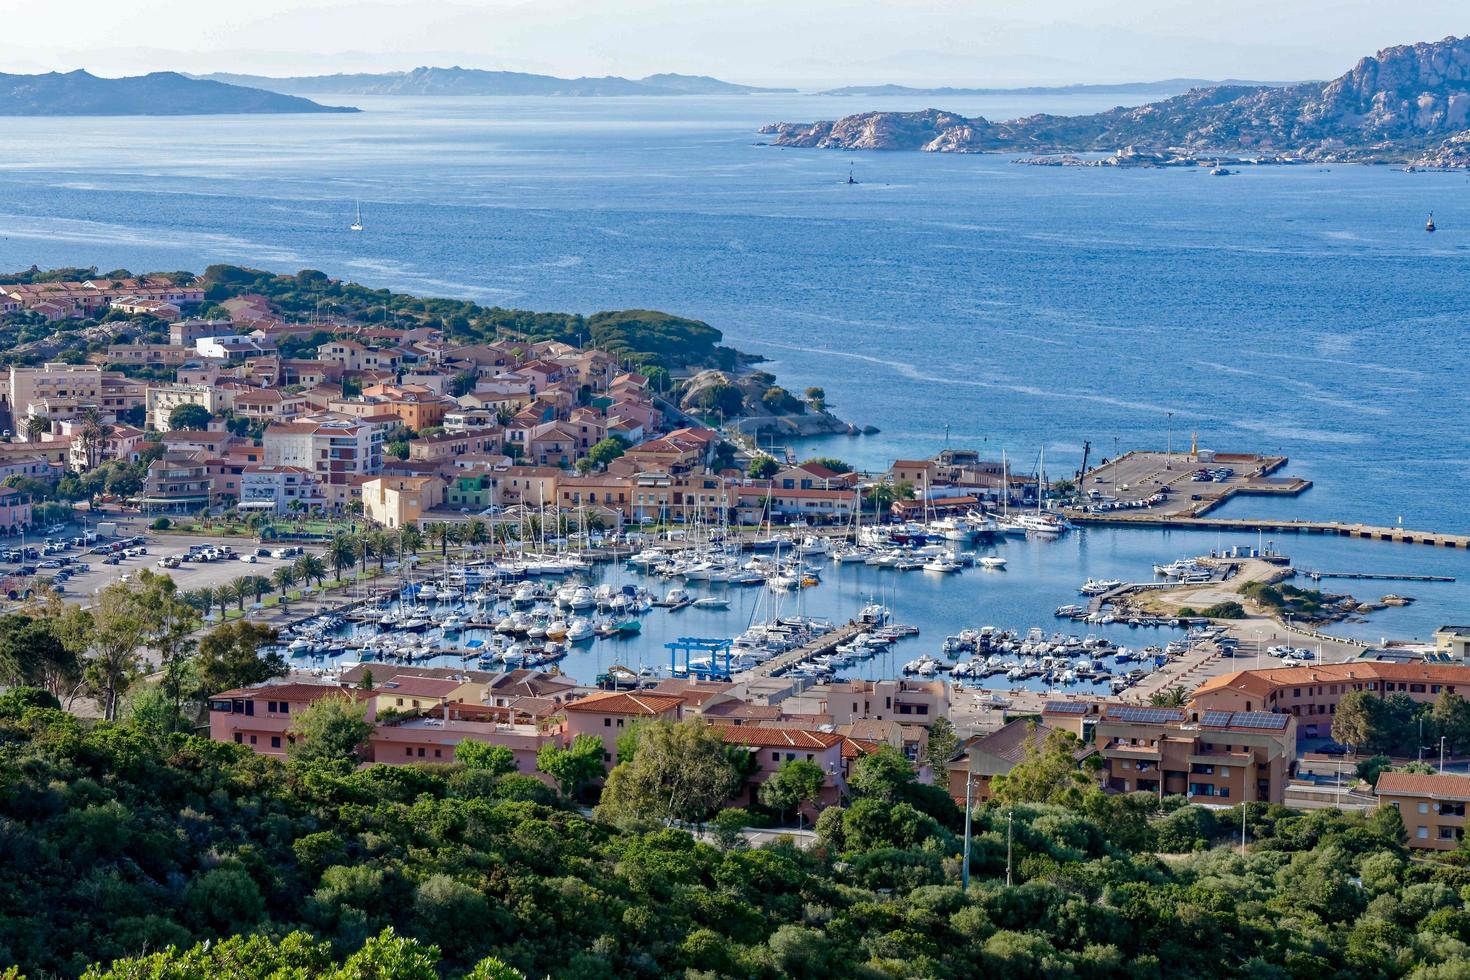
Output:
323 524 1467 686
0 93 1465 654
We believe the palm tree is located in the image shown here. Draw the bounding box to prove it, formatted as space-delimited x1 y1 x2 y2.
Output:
371 531 396 572
216 580 240 614
272 565 297 599
427 522 450 558
231 576 253 612
355 534 375 576
1148 685 1191 708
23 414 50 444
197 586 217 620
251 575 270 606
466 518 489 548
398 525 423 556
294 554 327 589
79 407 111 471
326 533 356 581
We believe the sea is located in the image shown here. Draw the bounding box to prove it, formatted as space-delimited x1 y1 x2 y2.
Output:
0 91 1465 678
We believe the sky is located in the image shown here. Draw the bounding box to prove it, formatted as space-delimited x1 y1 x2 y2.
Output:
2 0 1466 87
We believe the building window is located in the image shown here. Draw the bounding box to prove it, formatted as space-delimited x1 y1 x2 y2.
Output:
772 752 780 761
1420 802 1430 814
616 718 624 728
604 718 611 727
270 736 281 749
1418 827 1429 839
233 732 242 743
406 748 413 757
249 735 257 745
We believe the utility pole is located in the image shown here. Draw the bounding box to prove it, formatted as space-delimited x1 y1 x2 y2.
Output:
961 768 973 891
1005 810 1013 887
1442 736 1448 773
1240 799 1248 856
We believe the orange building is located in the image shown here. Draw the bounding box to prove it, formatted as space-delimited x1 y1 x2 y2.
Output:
1375 771 1470 850
1191 662 1470 741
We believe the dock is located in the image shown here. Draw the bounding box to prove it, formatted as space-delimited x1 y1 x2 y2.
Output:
740 622 869 679
1298 569 1455 583
1069 513 1470 549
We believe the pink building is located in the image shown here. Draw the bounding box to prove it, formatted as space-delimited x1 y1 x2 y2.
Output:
716 725 847 816
208 683 369 758
0 486 33 532
562 691 685 763
368 715 560 780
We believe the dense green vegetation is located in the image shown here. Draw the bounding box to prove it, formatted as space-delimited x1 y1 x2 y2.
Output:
2 702 1470 978
1333 688 1470 757
199 265 733 371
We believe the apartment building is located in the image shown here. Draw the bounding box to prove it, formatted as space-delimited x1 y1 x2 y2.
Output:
238 464 326 514
563 691 685 762
6 364 103 428
171 318 236 346
1191 662 1470 740
208 684 371 759
146 383 226 431
1042 702 1298 805
1375 771 1470 851
263 415 384 506
777 679 950 729
138 451 215 513
362 475 444 529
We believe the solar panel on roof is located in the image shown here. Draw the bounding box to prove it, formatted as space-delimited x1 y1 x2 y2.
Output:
1231 711 1289 731
1108 705 1184 724
1201 710 1235 728
1043 702 1088 715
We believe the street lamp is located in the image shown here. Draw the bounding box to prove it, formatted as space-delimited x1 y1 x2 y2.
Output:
1442 736 1448 773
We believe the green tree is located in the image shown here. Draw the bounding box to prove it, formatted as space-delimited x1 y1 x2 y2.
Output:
595 720 740 827
167 403 213 431
759 759 827 828
536 732 605 801
195 620 284 697
926 716 961 765
991 728 1095 807
288 693 372 765
585 436 630 470
1431 690 1470 753
272 564 297 599
327 534 357 581
1149 685 1191 707
294 553 327 588
747 455 779 480
83 580 147 721
455 740 516 776
1333 690 1381 751
803 386 826 411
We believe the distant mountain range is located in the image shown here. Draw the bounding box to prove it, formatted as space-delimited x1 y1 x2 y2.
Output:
761 36 1470 167
196 68 795 97
816 79 1293 98
0 70 356 116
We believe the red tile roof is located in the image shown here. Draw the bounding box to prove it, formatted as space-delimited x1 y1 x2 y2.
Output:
714 725 842 750
563 691 684 716
1376 771 1470 801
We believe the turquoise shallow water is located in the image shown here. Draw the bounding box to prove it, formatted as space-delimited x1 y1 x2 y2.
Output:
0 93 1464 663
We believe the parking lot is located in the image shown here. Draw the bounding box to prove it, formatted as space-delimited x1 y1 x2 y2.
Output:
1073 450 1299 519
0 522 326 604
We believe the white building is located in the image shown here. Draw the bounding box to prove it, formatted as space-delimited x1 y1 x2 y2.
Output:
239 464 326 515
263 414 384 508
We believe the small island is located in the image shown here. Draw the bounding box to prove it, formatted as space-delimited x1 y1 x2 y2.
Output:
760 35 1470 168
0 70 358 116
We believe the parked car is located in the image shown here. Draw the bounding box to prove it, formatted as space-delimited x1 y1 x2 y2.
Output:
239 554 258 563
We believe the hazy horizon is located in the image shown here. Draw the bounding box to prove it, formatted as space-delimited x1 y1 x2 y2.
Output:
2 0 1466 89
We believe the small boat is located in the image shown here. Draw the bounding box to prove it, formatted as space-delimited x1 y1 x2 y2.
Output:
979 556 1007 568
350 200 364 232
692 596 729 609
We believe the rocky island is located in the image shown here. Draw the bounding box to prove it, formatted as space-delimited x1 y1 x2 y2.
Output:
0 70 357 115
761 35 1470 167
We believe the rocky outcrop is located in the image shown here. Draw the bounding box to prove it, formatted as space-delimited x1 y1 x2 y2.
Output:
762 36 1470 165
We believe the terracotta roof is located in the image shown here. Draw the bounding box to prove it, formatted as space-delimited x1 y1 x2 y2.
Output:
210 682 350 701
563 691 683 716
715 725 842 749
962 718 1059 767
841 736 883 760
1193 661 1470 699
1376 771 1470 801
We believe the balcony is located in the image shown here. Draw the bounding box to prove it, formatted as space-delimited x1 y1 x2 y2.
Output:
1104 741 1161 760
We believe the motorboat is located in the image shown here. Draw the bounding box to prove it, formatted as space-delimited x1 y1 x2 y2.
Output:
922 556 961 573
692 596 729 609
978 556 1008 568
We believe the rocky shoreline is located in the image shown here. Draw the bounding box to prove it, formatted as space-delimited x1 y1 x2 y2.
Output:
758 36 1470 169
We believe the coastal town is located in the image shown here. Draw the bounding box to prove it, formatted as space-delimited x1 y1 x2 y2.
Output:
0 264 1467 856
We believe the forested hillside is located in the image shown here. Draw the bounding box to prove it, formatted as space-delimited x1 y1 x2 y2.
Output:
2 691 1468 978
